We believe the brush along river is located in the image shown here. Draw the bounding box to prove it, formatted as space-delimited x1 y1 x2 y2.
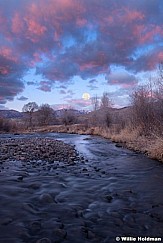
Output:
0 133 163 243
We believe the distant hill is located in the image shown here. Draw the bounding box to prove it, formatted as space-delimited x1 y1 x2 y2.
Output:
0 110 23 119
0 108 87 120
0 107 132 122
55 108 87 118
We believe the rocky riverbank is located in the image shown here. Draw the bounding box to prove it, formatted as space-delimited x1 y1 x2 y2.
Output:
0 137 83 165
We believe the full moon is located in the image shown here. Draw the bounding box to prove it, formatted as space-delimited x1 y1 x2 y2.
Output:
82 92 90 100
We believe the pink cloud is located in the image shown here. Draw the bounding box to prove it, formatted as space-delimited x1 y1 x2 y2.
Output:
122 8 144 23
66 98 91 109
24 18 47 42
0 47 18 62
138 25 163 44
76 18 87 27
0 67 9 75
12 13 24 34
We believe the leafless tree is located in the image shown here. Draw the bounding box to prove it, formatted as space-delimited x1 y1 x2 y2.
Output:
61 109 77 125
0 117 17 132
100 92 112 127
90 95 100 126
22 102 38 128
131 85 156 135
37 104 54 126
91 95 99 111
100 92 111 109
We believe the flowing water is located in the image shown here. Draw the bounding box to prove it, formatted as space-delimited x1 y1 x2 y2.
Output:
0 133 163 243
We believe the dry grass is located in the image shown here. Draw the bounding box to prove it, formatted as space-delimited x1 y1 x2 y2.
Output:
148 138 163 162
110 126 140 143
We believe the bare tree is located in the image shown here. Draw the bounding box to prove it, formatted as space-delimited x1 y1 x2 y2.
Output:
22 102 38 128
37 104 54 126
91 95 99 111
61 109 77 125
100 92 112 127
131 85 156 134
90 95 100 126
100 92 111 109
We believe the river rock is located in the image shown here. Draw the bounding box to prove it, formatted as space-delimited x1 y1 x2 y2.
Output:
39 193 54 203
1 217 13 225
0 137 84 166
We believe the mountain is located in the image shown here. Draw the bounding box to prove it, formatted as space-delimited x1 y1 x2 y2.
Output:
55 108 87 118
0 110 23 119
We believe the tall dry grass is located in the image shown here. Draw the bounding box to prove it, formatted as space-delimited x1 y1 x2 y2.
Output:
147 137 163 162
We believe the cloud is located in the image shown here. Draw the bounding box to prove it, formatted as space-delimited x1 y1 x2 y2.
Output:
106 88 132 108
17 96 28 101
106 70 138 88
87 84 98 90
127 48 163 72
89 79 98 84
27 81 36 85
0 51 25 103
60 90 67 95
37 81 53 92
51 104 71 110
0 0 163 103
66 98 92 109
67 90 75 96
58 85 67 89
87 78 98 90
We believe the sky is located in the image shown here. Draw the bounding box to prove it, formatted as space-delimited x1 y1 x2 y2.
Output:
0 0 163 111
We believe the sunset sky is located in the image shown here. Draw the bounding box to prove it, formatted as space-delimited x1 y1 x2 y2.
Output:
0 0 163 111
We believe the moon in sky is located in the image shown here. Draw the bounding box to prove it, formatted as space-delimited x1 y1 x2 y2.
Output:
82 92 91 100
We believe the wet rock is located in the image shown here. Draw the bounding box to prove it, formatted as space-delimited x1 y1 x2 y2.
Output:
36 238 51 243
23 203 39 214
115 143 123 147
75 210 83 218
87 230 96 239
29 221 42 234
17 176 23 181
114 218 123 226
82 168 88 172
1 217 13 225
105 195 113 203
28 183 41 189
53 228 67 239
39 193 54 203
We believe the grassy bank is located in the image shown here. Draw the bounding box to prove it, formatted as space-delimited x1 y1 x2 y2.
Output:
31 124 163 163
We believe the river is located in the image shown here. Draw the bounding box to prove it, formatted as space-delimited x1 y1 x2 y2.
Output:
0 133 163 243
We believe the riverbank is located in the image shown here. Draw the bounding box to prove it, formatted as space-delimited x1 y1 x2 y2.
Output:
0 137 84 165
30 124 163 163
